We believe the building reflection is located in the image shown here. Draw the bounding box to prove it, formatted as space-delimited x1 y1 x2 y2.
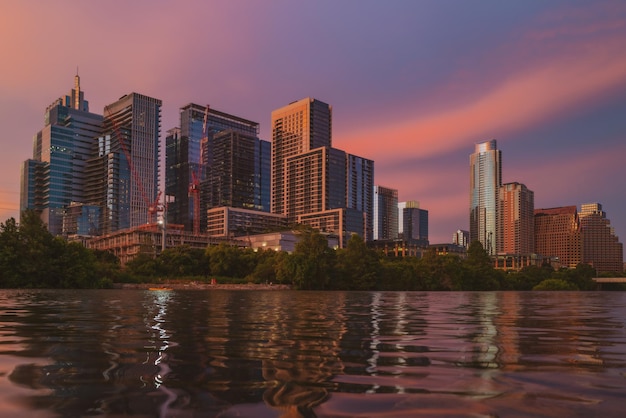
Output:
3 289 621 417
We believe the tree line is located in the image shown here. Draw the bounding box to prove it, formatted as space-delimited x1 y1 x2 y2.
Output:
1 211 621 290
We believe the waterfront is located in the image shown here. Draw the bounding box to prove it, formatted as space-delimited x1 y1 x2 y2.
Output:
0 289 624 417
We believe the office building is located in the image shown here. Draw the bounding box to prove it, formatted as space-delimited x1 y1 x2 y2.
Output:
499 182 534 255
373 185 398 240
579 203 623 273
347 154 374 241
20 74 103 235
98 92 162 234
534 206 581 269
398 201 429 246
166 103 260 232
469 139 501 255
271 98 332 216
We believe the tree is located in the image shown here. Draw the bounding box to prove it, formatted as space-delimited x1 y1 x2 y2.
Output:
335 234 379 290
462 241 500 290
533 278 578 291
290 227 336 290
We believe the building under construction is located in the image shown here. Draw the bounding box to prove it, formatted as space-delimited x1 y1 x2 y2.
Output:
84 223 248 266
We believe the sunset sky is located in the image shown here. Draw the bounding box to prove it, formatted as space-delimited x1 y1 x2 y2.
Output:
1 1 625 252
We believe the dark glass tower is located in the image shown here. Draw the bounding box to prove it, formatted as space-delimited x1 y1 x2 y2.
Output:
165 104 261 231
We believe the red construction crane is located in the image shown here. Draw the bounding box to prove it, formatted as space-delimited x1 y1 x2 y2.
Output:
148 190 162 224
189 105 209 235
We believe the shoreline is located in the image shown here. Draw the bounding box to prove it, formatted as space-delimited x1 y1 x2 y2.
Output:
113 282 293 291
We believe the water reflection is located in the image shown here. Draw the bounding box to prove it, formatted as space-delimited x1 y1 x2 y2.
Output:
0 290 624 417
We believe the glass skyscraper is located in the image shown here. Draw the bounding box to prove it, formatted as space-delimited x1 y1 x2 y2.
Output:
469 139 501 255
165 103 261 231
398 201 429 246
347 154 374 241
20 75 103 235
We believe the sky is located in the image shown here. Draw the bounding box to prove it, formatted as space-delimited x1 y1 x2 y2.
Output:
1 0 625 254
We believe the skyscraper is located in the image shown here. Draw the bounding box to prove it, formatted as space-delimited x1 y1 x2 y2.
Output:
98 93 162 233
579 203 623 273
271 98 332 216
373 185 398 240
20 74 103 235
499 182 534 254
285 146 346 222
398 201 429 245
347 154 374 241
206 129 270 212
469 139 501 255
165 103 260 231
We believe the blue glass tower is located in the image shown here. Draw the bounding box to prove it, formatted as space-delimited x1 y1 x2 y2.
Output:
20 74 103 235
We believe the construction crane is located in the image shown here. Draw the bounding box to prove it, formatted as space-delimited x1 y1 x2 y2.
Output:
189 105 209 236
148 190 162 224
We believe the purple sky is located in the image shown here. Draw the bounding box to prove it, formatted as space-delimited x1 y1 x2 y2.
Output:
1 1 625 254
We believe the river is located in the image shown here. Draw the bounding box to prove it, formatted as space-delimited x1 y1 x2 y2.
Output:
0 289 624 417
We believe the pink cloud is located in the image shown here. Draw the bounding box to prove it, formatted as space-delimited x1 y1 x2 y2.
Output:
337 11 626 163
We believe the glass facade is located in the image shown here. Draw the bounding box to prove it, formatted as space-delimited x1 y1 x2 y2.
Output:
469 139 501 255
20 75 103 236
398 201 429 246
166 104 260 232
347 154 374 241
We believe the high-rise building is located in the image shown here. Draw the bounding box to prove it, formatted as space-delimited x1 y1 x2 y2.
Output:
20 75 103 235
165 103 260 231
347 154 374 241
453 229 470 248
206 130 270 212
284 146 346 222
534 206 581 269
271 98 332 216
398 201 429 245
373 185 398 240
470 139 502 255
98 93 162 234
499 182 534 255
579 203 623 273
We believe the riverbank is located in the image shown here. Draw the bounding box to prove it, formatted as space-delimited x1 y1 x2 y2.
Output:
113 282 292 290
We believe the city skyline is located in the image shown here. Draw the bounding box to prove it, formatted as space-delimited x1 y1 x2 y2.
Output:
1 1 625 254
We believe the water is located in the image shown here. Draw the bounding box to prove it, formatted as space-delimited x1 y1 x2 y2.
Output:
0 290 624 417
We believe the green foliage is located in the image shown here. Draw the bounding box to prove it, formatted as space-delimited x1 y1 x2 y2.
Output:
0 211 121 288
533 278 579 291
1 213 613 291
334 234 379 290
206 244 256 278
289 227 336 290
